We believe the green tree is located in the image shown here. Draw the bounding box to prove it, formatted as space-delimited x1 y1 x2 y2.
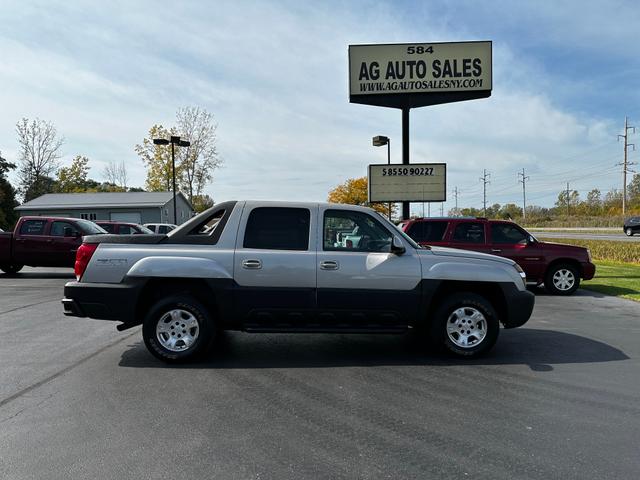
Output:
628 174 640 208
585 188 602 215
0 152 19 230
56 155 90 193
498 203 522 220
555 189 580 214
135 124 183 192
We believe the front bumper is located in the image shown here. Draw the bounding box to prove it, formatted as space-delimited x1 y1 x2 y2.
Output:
500 284 535 329
582 262 596 280
62 280 145 324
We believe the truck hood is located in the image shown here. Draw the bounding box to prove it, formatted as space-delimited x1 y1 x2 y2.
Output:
539 241 588 254
422 246 516 266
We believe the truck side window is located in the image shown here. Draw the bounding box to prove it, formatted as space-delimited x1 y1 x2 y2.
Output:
19 220 47 236
407 221 447 242
243 207 310 251
324 210 392 252
452 222 485 243
491 224 527 244
50 221 79 237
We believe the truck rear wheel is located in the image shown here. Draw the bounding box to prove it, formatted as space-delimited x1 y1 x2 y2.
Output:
429 292 499 357
0 264 23 275
142 294 215 363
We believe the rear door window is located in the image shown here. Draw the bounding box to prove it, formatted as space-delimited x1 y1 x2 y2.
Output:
19 220 47 236
119 225 133 235
452 222 486 243
243 207 310 251
407 221 447 243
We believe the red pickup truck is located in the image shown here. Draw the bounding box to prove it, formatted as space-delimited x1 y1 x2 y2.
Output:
400 217 596 295
0 216 106 274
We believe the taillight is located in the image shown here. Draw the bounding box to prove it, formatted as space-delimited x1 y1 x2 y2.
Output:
75 243 98 280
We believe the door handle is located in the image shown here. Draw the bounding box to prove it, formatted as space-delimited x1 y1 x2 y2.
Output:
491 249 502 253
320 260 339 270
242 259 262 269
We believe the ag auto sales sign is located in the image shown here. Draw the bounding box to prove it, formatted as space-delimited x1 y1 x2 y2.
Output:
349 41 492 108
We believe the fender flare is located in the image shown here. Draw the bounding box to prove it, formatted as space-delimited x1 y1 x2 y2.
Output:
126 256 232 280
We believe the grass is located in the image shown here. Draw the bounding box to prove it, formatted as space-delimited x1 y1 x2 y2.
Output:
537 237 640 264
580 261 640 302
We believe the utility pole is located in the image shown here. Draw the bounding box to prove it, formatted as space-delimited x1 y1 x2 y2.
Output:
479 170 490 217
618 116 636 215
452 187 460 214
518 168 530 221
566 182 570 216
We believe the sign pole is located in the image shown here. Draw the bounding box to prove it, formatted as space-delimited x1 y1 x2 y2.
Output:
402 107 410 220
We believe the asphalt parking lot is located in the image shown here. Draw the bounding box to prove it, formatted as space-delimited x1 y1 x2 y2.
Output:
1 268 639 480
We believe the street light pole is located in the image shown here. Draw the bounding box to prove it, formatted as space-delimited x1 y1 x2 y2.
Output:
153 135 190 225
373 135 392 220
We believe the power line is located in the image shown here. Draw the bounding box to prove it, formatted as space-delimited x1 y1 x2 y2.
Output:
479 169 490 216
618 116 636 215
518 168 530 220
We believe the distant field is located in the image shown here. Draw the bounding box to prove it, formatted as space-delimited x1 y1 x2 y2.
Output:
581 261 640 302
537 237 640 264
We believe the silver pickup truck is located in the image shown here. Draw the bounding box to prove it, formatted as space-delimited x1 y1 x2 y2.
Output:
62 201 534 363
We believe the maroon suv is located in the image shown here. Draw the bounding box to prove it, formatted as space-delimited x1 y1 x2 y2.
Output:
401 217 596 295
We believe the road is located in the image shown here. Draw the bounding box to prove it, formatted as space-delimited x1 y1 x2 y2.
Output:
1 268 640 479
533 231 638 242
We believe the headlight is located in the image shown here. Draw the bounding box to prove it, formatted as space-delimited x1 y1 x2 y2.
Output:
513 263 527 286
586 248 592 262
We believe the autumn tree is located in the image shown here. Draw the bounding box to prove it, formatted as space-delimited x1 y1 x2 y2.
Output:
0 152 18 230
327 177 397 217
16 118 64 201
135 124 182 192
191 193 215 213
56 155 91 193
176 106 221 204
136 108 221 202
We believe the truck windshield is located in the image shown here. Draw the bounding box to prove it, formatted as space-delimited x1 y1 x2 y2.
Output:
77 219 107 234
374 212 422 249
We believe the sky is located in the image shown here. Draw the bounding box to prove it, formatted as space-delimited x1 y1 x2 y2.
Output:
0 0 639 216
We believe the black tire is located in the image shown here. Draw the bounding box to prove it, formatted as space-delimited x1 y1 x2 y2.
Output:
544 263 580 295
625 228 634 237
0 264 23 275
142 294 215 363
429 292 500 357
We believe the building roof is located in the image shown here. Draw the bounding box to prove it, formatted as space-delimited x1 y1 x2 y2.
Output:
16 192 191 211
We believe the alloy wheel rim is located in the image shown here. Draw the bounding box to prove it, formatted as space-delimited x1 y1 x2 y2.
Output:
626 228 632 236
553 269 575 291
156 309 200 352
446 307 487 349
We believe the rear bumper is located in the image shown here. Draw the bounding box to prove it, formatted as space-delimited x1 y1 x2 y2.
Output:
500 284 535 329
582 262 596 280
62 280 145 324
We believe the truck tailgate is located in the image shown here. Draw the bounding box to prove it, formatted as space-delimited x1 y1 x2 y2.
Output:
0 232 12 264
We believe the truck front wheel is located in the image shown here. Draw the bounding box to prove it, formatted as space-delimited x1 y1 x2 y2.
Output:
429 293 499 357
142 294 215 363
0 264 23 275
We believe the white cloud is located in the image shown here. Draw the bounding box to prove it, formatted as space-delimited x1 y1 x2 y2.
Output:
0 0 633 213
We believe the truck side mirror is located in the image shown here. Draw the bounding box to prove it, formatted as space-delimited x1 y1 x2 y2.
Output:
391 236 406 255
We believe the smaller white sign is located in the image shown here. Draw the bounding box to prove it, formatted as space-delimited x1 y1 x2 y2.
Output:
368 163 446 203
